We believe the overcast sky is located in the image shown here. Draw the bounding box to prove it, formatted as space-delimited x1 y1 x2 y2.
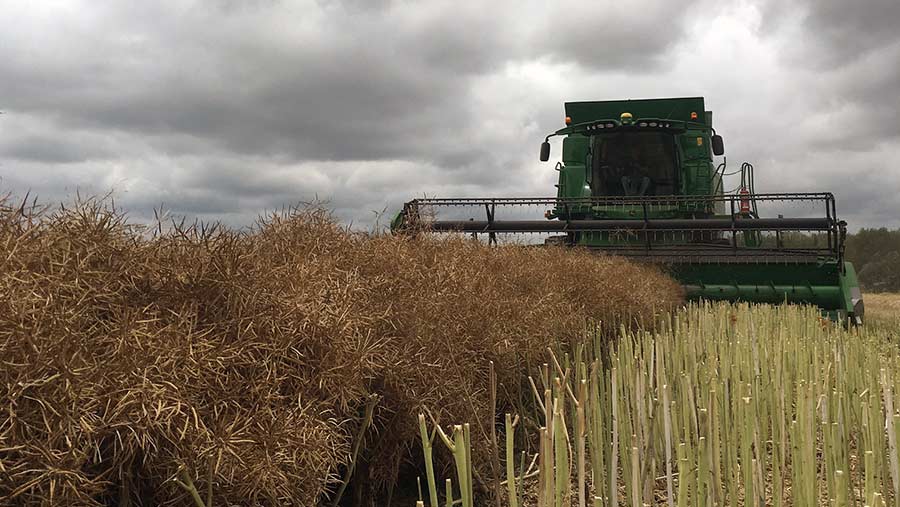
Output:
1 0 898 230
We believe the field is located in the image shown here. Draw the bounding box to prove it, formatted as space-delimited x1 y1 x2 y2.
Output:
2 195 900 506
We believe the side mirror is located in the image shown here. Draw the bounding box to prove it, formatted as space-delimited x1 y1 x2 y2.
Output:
540 141 551 161
711 135 725 156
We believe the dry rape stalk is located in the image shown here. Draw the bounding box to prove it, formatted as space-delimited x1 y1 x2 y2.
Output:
489 361 503 507
330 393 380 507
173 468 207 507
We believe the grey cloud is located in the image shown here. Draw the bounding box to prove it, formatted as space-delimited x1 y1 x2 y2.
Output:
1 133 104 164
798 45 900 151
800 0 900 65
0 112 130 164
0 1 511 166
537 0 693 70
0 0 898 231
0 0 695 165
742 144 900 231
757 0 900 151
760 0 900 63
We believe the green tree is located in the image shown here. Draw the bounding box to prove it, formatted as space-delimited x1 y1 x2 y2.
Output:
846 228 900 292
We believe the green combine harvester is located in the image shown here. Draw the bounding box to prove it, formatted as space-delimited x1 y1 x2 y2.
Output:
392 97 864 324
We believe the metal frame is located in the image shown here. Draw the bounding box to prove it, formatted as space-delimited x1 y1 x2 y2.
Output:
399 193 846 264
402 192 835 207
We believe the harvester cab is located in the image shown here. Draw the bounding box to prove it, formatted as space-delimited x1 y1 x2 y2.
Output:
393 97 864 324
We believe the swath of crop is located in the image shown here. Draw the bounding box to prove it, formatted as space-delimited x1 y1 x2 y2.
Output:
0 193 681 506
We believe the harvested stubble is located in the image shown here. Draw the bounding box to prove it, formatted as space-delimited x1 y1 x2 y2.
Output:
445 303 900 507
0 196 681 506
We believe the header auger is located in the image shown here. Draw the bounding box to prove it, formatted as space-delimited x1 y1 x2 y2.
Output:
392 97 864 324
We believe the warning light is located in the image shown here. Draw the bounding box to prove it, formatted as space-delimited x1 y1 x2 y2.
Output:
565 116 572 125
690 111 698 120
620 112 633 124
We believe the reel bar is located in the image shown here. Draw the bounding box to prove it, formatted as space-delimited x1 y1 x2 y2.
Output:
405 192 836 208
426 217 833 233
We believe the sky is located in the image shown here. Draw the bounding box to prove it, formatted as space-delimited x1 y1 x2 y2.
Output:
1 0 899 230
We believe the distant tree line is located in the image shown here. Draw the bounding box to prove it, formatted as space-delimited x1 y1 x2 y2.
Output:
845 228 900 293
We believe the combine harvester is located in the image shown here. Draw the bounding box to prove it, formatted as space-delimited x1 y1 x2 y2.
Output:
392 97 864 324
